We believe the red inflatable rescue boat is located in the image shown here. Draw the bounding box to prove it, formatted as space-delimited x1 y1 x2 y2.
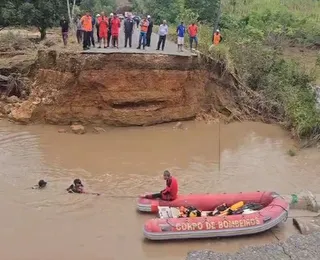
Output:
142 191 289 240
138 191 278 213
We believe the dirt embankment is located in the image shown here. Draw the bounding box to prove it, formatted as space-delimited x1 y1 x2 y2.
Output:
1 48 269 126
0 27 275 126
4 50 207 125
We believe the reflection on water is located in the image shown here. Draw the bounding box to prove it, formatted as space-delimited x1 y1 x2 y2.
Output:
0 120 319 260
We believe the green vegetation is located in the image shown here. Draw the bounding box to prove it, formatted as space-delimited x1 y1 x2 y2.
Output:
79 0 116 15
133 0 320 144
0 0 65 39
0 0 116 40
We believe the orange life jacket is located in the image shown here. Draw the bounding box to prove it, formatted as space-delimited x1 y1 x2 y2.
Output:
213 32 221 45
140 20 149 33
81 15 92 32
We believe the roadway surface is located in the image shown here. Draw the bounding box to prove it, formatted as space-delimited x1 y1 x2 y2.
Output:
83 22 195 56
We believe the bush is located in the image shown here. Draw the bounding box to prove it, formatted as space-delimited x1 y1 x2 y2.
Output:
134 0 320 142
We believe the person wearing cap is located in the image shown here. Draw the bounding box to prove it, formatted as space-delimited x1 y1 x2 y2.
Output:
96 14 101 44
97 12 108 48
137 16 149 50
146 15 153 47
156 20 168 51
176 21 186 52
107 13 114 47
142 170 178 201
32 180 47 189
67 179 85 193
213 29 222 46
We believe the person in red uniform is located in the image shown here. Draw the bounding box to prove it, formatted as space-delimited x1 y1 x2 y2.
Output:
111 14 121 48
97 12 108 48
143 170 178 201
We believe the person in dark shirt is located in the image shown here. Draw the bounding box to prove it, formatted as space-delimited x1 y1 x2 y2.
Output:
124 14 134 48
60 17 69 47
146 15 153 47
134 16 140 28
107 13 114 47
88 15 96 47
176 21 186 52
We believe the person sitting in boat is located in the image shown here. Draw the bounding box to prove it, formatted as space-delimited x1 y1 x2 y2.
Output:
32 179 47 189
67 179 85 193
143 170 178 201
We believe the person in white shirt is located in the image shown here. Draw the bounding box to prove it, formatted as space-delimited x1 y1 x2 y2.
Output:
156 20 168 51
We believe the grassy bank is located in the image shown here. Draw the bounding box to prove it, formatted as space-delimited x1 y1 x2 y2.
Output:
179 24 320 142
145 0 320 145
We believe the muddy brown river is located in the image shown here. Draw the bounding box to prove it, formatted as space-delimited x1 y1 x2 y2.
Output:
0 120 319 260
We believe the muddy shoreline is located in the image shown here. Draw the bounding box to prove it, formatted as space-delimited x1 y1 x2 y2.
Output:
186 231 320 260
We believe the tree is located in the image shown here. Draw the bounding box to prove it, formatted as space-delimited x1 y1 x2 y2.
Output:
67 0 77 26
132 0 221 25
80 0 116 15
18 0 66 39
131 0 182 24
184 0 220 24
0 0 19 30
0 0 66 40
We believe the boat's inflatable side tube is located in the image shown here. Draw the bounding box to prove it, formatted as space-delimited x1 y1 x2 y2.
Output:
143 209 288 240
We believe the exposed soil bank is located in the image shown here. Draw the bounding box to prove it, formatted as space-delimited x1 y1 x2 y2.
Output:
0 49 270 126
186 231 320 260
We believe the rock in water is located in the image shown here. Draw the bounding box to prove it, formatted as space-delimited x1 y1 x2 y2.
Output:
93 127 106 133
9 101 35 123
174 122 184 130
70 124 86 134
58 128 67 133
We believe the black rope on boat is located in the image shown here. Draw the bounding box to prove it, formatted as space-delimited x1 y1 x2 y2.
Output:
259 191 267 205
267 204 289 222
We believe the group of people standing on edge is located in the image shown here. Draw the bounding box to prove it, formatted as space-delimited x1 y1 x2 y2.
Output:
176 21 222 51
76 11 121 50
60 12 222 52
136 16 168 51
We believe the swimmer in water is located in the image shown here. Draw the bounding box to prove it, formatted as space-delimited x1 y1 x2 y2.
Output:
67 179 84 193
66 179 100 195
32 179 47 189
